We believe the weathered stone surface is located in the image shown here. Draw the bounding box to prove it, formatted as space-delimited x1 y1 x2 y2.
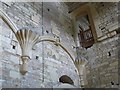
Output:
10 70 20 79
0 2 119 88
0 2 79 88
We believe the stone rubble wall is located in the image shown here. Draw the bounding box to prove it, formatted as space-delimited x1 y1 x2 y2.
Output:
85 35 119 88
0 2 78 88
79 2 119 88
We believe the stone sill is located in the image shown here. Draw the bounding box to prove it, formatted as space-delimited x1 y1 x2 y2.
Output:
97 30 117 42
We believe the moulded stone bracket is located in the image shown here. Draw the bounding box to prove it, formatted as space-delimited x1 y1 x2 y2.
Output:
15 29 40 75
20 56 30 75
74 56 88 74
0 9 78 76
74 56 88 87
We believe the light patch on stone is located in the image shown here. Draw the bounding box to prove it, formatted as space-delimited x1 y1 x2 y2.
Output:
45 48 52 56
51 50 59 60
110 61 118 66
96 28 103 38
49 67 58 82
54 83 76 88
59 55 67 61
32 14 40 25
50 58 61 64
51 20 60 36
16 44 22 55
10 55 19 64
1 36 11 44
10 70 20 79
98 35 107 41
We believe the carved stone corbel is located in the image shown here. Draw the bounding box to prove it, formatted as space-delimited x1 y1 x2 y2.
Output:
74 56 88 87
20 56 30 75
75 56 88 74
15 29 40 75
75 57 87 66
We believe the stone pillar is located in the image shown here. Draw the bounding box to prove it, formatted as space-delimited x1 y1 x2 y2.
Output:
15 29 40 75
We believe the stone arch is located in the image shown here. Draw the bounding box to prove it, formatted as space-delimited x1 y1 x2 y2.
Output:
36 37 80 86
0 8 18 34
59 75 74 85
36 36 76 62
35 36 79 76
0 9 78 75
0 8 76 65
35 36 79 74
0 9 22 55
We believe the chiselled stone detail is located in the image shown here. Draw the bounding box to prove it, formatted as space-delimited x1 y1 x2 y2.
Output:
1 2 119 88
75 56 88 86
15 29 40 75
75 56 88 76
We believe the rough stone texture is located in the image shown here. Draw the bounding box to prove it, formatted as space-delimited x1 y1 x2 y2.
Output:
0 2 78 88
91 2 118 38
76 2 119 88
0 2 119 88
84 36 119 88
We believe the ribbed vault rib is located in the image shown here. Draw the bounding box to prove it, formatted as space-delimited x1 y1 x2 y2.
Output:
0 8 18 33
36 35 76 62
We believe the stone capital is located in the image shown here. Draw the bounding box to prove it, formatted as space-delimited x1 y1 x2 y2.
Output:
15 29 40 75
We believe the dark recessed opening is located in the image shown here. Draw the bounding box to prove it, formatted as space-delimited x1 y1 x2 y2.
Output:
36 56 39 60
108 52 111 56
85 45 93 49
68 11 71 13
116 28 120 34
101 27 105 30
116 83 119 85
46 30 49 33
59 75 74 85
47 8 50 11
72 46 75 49
12 45 16 49
111 81 114 85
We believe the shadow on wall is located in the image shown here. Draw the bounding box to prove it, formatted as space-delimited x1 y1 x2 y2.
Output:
59 75 74 85
53 75 77 88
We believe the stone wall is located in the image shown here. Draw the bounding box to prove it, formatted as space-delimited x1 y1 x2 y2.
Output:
76 2 119 88
91 2 118 40
1 1 119 88
85 35 119 88
0 2 79 88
